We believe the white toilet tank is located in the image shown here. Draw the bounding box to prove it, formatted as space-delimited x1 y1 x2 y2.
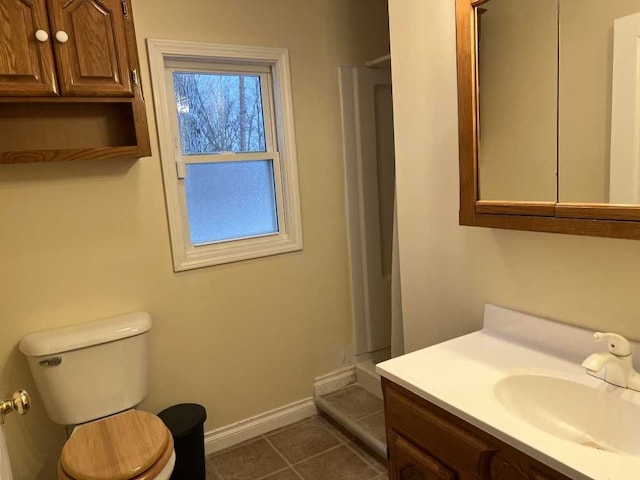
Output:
19 312 152 426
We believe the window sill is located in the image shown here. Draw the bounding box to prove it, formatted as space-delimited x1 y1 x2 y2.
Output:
174 234 303 271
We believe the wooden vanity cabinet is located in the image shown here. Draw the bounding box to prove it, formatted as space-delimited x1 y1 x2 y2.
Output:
0 0 150 163
383 378 571 480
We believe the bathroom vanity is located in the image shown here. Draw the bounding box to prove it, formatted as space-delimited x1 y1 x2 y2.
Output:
377 305 640 480
383 378 568 480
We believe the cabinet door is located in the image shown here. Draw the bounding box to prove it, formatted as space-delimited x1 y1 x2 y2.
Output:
490 451 569 480
389 432 458 480
0 0 58 95
46 0 132 96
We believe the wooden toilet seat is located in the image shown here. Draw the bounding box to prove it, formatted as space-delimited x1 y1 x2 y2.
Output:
57 410 174 480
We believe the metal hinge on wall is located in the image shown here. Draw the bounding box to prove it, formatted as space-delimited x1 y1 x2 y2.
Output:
121 0 129 18
131 68 139 86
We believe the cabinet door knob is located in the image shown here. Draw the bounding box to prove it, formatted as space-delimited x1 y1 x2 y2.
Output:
35 30 49 42
55 31 69 43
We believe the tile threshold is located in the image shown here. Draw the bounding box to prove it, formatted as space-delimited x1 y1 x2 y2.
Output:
315 391 386 459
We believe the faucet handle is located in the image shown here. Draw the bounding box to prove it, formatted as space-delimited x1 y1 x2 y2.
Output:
594 332 632 356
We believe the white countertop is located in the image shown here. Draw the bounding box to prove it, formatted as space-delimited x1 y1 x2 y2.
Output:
376 305 640 480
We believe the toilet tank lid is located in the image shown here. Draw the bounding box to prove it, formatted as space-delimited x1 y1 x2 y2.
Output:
19 312 152 357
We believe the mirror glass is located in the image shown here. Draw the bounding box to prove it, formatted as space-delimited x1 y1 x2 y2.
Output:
559 0 640 204
476 0 558 202
476 0 640 206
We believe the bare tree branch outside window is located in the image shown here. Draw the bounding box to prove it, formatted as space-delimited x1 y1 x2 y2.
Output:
173 72 267 155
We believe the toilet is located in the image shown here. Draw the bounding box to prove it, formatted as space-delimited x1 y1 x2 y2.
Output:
19 312 175 480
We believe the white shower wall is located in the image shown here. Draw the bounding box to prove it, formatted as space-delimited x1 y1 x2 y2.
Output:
340 65 400 362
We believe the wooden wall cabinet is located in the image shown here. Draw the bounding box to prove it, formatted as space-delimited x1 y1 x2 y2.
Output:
0 0 150 163
383 378 571 480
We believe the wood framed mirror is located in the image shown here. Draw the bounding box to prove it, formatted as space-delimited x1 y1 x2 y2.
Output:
456 0 640 239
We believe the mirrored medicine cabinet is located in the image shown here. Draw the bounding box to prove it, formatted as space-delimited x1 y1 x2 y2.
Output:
456 0 640 239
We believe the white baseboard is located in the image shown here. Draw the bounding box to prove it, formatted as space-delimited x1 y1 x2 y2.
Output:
204 366 358 455
313 365 357 397
204 397 317 455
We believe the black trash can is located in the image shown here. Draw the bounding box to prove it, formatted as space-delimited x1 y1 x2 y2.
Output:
158 403 207 480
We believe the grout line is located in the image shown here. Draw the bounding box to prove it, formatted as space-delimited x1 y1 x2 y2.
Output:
323 442 384 480
258 435 322 480
316 416 353 445
321 383 362 400
256 436 304 480
349 399 385 422
355 408 384 423
315 383 364 400
351 412 376 422
290 443 344 466
209 414 384 480
323 391 384 422
316 396 386 457
289 465 305 480
329 406 382 423
252 466 296 480
352 409 386 442
343 441 383 469
263 434 294 467
262 434 305 480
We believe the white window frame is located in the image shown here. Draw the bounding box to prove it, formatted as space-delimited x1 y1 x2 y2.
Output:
147 39 303 271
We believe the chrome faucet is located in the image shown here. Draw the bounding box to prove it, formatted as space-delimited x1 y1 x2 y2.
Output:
582 332 640 391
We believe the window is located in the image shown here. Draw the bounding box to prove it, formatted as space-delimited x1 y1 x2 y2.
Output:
147 40 303 270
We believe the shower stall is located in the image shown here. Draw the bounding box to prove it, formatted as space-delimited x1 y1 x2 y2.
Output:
340 56 402 373
315 56 401 459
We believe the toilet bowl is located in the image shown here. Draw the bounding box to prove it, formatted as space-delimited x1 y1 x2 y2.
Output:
18 313 175 480
57 410 176 480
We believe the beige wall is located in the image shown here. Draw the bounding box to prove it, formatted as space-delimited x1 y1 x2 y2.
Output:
478 0 557 202
389 0 640 356
0 1 389 478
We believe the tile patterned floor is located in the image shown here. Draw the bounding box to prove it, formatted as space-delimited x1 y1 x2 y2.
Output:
206 415 388 480
319 385 386 448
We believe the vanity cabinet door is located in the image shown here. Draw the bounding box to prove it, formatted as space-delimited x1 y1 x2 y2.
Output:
388 431 458 480
384 382 496 477
0 0 58 95
383 378 572 480
46 0 133 96
490 452 570 480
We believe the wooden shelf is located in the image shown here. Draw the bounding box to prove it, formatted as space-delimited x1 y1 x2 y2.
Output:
0 146 142 164
0 97 136 104
0 100 150 164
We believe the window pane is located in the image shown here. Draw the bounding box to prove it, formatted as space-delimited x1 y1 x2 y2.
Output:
185 160 278 245
173 72 267 155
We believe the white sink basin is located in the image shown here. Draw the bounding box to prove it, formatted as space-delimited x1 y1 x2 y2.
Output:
377 305 640 478
494 374 640 455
